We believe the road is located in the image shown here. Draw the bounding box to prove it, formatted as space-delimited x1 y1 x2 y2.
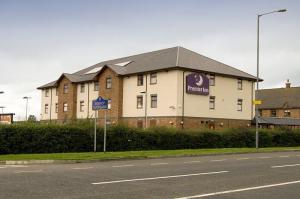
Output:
1 151 300 199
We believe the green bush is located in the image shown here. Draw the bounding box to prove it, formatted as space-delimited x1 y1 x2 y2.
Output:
1 123 300 154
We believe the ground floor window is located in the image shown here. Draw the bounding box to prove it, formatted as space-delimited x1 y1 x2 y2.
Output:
137 119 143 128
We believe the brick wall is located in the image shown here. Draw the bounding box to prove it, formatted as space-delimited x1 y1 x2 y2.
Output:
57 77 77 122
260 109 300 118
97 67 123 125
121 116 251 129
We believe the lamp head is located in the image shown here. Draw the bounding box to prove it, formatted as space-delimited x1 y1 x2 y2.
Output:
278 9 287 12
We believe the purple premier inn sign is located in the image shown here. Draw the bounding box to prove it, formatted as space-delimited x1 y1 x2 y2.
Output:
186 73 209 95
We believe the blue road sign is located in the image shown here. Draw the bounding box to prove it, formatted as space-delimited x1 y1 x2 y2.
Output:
92 97 109 110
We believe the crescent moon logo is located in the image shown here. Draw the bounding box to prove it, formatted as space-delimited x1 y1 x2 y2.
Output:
195 75 203 86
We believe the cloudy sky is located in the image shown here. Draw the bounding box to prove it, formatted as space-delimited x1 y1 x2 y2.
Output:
0 0 299 120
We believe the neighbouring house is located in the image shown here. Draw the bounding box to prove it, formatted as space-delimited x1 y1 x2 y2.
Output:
38 46 257 129
0 113 15 124
256 80 300 129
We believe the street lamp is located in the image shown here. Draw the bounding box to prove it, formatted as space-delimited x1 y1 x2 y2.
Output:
0 106 5 113
140 91 148 128
256 9 287 149
0 91 4 94
23 96 32 121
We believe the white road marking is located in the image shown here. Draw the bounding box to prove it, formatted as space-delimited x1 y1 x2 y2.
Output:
0 165 28 169
15 170 43 174
271 163 300 169
183 161 201 164
236 158 250 160
92 170 229 185
258 157 272 159
73 167 94 170
175 180 300 199
150 163 168 166
112 164 135 168
6 165 28 168
211 159 227 162
279 156 290 158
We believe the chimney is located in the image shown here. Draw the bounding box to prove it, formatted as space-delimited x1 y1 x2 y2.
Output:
285 79 291 88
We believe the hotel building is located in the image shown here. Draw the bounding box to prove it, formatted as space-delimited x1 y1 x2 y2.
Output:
38 47 257 129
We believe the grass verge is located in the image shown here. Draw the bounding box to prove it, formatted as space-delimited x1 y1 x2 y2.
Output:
1 147 300 161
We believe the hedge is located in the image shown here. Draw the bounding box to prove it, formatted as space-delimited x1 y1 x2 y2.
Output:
1 123 300 154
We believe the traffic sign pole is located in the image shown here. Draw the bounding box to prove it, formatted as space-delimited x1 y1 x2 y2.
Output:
104 110 107 152
94 110 97 152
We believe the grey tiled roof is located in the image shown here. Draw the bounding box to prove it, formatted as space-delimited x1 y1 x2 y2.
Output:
256 117 300 126
256 87 300 109
38 46 257 89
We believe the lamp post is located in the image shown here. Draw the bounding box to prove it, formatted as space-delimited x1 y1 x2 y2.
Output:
140 91 148 128
256 9 287 149
23 96 32 121
0 91 4 94
0 106 5 113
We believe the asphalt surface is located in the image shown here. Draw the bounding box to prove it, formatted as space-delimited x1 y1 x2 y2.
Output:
1 151 300 199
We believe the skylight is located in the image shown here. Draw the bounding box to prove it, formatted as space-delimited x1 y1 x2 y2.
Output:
114 61 131 67
84 66 103 74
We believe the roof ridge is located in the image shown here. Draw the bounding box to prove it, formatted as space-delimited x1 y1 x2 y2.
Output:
178 47 257 79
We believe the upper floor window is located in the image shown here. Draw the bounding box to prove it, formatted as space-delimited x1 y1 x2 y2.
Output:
237 99 243 111
63 84 69 94
150 73 157 84
55 103 58 113
209 74 215 86
284 110 291 117
238 79 243 90
270 109 276 117
63 102 68 112
137 95 143 109
44 104 49 114
106 77 112 89
94 82 99 91
45 89 49 97
151 94 157 108
55 88 58 96
209 96 215 110
80 101 84 112
137 75 144 86
80 84 85 93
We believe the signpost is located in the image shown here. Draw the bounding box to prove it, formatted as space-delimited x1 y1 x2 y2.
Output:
92 97 110 152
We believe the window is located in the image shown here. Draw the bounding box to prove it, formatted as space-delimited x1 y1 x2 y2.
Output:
106 77 112 89
137 75 144 86
55 103 58 113
80 101 84 112
237 99 243 111
63 84 69 94
150 119 157 127
270 109 276 117
238 79 243 90
150 73 157 84
137 120 143 128
44 104 49 114
45 89 49 97
137 95 143 109
259 110 262 116
151 94 157 108
94 82 99 91
63 102 68 112
209 74 215 86
209 96 215 110
80 84 85 93
284 110 291 117
55 88 58 96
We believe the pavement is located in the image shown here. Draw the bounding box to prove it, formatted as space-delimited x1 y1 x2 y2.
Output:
0 151 300 199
